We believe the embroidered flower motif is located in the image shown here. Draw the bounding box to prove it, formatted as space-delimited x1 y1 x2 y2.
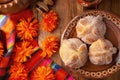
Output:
30 66 55 80
9 63 28 80
16 17 39 40
41 35 59 58
41 10 58 32
13 41 34 63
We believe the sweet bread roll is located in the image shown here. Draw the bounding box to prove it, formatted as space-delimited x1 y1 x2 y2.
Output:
59 38 88 68
89 38 117 65
76 15 106 44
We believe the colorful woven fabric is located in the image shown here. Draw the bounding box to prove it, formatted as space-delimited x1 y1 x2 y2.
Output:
0 15 15 56
0 9 33 75
36 58 74 80
0 15 15 76
25 49 74 80
0 9 74 80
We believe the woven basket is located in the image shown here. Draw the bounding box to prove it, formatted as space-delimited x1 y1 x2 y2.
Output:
61 10 120 79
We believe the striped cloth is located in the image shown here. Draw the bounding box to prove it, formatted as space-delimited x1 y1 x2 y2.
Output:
0 15 15 76
24 48 74 80
39 58 74 80
0 9 33 77
0 10 75 80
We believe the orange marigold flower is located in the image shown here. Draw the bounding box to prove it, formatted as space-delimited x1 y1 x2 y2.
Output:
13 41 34 63
16 17 39 40
0 41 4 60
30 66 55 80
41 10 58 32
9 63 28 80
41 35 59 58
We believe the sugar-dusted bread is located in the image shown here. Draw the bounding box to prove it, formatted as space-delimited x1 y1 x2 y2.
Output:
89 38 117 65
76 15 106 44
59 38 88 68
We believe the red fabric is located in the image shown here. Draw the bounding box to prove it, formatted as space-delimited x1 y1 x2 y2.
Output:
0 9 34 77
0 56 10 76
39 58 52 66
10 9 33 24
55 68 68 80
31 40 39 48
0 56 10 68
0 69 5 76
25 50 43 72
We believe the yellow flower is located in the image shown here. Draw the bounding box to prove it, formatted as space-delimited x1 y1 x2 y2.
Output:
13 41 34 63
41 35 59 58
9 63 28 80
30 66 55 80
16 17 39 40
41 10 58 32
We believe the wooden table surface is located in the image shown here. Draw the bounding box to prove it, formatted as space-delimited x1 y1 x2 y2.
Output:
36 0 120 80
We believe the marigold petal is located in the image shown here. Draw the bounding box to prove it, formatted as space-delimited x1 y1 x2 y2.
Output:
41 35 59 58
9 63 28 80
41 10 58 32
16 17 39 41
13 41 34 63
30 66 55 80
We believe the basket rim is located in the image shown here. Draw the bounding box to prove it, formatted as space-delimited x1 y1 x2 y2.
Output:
61 10 120 79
